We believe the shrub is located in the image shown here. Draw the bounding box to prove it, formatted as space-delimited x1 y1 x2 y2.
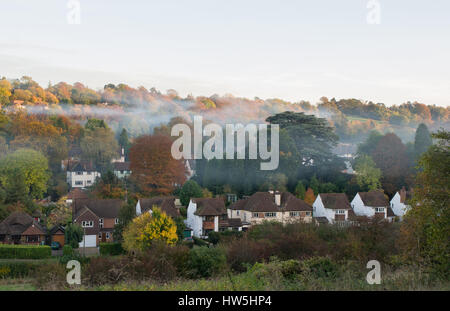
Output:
0 244 51 259
187 246 227 278
33 262 68 290
302 257 339 280
62 245 74 256
100 242 125 256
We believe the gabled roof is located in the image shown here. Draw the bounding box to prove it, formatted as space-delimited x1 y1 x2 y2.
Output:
139 197 179 218
113 161 130 171
230 192 312 212
318 193 351 210
358 191 389 207
67 188 89 200
192 198 227 216
0 212 45 235
73 199 123 219
67 160 97 172
49 225 65 235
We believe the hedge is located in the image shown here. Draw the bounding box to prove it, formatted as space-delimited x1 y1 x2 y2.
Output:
0 244 52 259
99 243 124 256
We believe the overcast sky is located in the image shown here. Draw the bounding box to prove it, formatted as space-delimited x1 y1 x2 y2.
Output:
0 0 449 106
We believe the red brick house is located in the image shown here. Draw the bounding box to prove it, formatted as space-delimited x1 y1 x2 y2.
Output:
0 212 46 245
72 199 123 247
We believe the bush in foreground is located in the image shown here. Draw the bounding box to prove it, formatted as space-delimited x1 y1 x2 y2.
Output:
0 244 51 259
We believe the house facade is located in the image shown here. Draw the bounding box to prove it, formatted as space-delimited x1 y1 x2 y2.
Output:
0 212 46 245
113 161 131 179
312 193 355 224
187 198 242 238
228 191 313 228
66 160 101 188
390 187 412 219
72 199 123 247
351 190 394 221
135 196 180 218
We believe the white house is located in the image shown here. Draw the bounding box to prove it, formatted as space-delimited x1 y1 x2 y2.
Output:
390 188 412 219
113 161 131 179
135 196 180 219
187 198 242 238
228 191 313 228
312 193 354 224
66 160 101 188
351 190 394 221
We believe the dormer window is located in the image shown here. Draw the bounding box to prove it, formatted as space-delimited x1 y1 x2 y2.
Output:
336 210 345 215
375 207 385 213
82 221 93 228
99 218 104 228
115 218 119 225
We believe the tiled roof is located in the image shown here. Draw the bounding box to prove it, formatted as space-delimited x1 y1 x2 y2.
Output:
67 188 89 200
229 192 312 213
67 160 97 172
113 161 130 171
0 212 45 235
319 193 351 210
192 198 227 216
73 199 123 219
358 191 389 207
139 197 180 218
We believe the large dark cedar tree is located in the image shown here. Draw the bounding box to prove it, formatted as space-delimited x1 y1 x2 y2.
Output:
130 134 186 195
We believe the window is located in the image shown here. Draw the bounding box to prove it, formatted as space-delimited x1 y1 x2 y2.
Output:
265 212 277 218
236 211 240 216
76 172 83 175
98 233 102 239
87 172 92 175
75 181 83 186
81 221 93 228
26 235 39 243
252 213 259 218
336 210 345 214
99 218 104 228
305 212 311 216
375 207 385 213
289 211 300 217
115 218 119 225
106 233 110 239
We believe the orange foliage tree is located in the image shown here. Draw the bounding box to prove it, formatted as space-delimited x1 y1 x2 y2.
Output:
129 134 186 195
304 187 316 205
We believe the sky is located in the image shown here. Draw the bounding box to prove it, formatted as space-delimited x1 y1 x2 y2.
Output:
0 0 449 107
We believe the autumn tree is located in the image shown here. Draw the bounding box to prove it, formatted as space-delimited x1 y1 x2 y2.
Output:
123 207 178 252
304 187 316 205
129 134 186 195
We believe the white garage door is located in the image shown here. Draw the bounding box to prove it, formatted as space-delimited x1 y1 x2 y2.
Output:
79 235 97 247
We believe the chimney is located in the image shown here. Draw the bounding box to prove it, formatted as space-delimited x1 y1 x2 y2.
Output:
274 191 281 207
